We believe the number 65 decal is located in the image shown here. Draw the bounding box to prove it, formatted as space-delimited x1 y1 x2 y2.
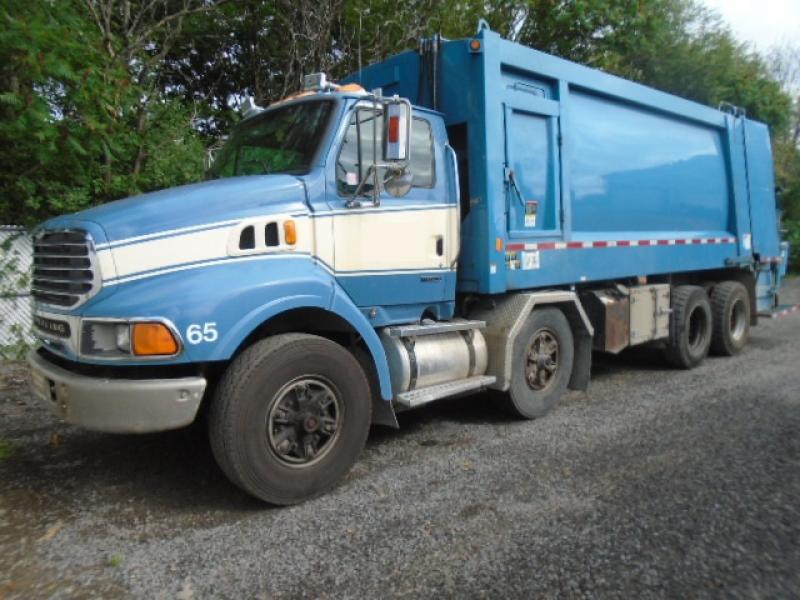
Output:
186 322 218 345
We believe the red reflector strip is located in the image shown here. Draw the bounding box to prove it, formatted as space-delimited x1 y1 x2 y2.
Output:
503 237 737 253
762 303 800 319
388 116 400 143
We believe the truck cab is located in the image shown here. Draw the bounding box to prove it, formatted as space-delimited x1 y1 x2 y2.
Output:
28 80 483 505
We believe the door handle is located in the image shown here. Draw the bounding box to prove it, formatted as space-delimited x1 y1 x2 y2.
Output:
505 168 526 207
435 236 444 256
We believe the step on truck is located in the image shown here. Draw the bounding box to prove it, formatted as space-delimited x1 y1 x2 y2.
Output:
28 23 789 504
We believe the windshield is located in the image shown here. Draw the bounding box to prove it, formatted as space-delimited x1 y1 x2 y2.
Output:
210 99 334 178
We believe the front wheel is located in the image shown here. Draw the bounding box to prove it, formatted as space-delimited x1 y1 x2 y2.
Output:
209 334 372 505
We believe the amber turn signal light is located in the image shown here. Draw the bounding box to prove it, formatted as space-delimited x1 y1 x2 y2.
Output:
132 322 179 356
284 219 297 245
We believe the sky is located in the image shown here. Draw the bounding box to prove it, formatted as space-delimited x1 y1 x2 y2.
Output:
702 0 800 54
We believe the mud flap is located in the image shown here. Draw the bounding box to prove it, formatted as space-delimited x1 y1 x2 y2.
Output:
568 330 592 392
372 396 399 429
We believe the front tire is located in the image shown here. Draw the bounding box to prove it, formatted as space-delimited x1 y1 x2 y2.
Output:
209 334 371 505
503 307 574 419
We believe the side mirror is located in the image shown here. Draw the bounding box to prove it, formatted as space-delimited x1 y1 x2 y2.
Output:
384 166 413 198
382 97 412 162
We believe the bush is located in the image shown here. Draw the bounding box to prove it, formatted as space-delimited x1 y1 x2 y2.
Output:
784 218 800 273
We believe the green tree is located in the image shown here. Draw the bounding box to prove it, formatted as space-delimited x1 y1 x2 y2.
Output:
0 0 209 226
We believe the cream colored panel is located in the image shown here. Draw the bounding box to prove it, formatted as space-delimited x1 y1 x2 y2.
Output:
446 204 460 267
108 215 315 280
312 215 335 269
333 207 456 272
96 249 117 280
111 227 232 279
225 215 313 257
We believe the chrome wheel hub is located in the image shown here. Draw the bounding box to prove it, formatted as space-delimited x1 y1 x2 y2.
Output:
525 329 559 392
266 377 341 468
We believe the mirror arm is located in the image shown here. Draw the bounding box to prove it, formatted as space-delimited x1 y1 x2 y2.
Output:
346 161 409 208
372 95 380 207
345 94 412 209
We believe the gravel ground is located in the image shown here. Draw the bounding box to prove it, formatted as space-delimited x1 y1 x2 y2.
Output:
1 280 799 599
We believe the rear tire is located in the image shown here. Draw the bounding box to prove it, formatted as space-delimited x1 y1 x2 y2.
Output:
664 285 712 369
209 334 371 505
503 307 574 419
710 281 750 356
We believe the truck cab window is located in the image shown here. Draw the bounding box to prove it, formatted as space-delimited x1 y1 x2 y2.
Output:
210 100 333 178
409 118 434 188
337 109 384 195
337 110 435 195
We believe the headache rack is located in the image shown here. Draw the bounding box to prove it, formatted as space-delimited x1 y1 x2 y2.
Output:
32 230 100 308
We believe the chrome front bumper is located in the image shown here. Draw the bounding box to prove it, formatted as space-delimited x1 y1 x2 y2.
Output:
28 350 207 433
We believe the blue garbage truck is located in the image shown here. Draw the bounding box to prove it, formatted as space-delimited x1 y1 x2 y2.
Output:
28 24 788 504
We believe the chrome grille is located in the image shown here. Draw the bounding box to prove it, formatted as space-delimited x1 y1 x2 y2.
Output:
32 230 99 308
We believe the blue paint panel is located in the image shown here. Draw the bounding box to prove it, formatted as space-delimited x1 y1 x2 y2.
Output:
569 91 731 234
744 121 780 259
342 51 421 103
504 103 560 235
43 175 308 243
337 271 457 315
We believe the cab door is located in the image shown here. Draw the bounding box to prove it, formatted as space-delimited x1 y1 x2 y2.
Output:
503 98 562 239
327 107 458 310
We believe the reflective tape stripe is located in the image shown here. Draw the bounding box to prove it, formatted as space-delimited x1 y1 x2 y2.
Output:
506 236 737 252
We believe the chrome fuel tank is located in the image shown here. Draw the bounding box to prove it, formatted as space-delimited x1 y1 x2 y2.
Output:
380 328 489 395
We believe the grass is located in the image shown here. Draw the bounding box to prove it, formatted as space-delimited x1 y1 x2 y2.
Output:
107 554 124 568
0 438 18 460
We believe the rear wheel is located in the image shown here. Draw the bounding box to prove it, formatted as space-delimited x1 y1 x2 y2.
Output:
664 285 712 369
710 281 750 356
503 307 574 419
209 334 371 505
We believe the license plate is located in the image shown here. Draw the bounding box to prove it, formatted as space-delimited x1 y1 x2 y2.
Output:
33 315 71 338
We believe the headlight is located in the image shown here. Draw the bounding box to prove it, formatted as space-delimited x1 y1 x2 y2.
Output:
81 321 132 357
80 320 180 358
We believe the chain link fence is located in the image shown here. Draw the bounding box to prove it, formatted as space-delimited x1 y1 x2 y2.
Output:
1 226 33 359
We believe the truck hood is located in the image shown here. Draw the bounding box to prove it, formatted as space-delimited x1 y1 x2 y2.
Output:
42 175 309 244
